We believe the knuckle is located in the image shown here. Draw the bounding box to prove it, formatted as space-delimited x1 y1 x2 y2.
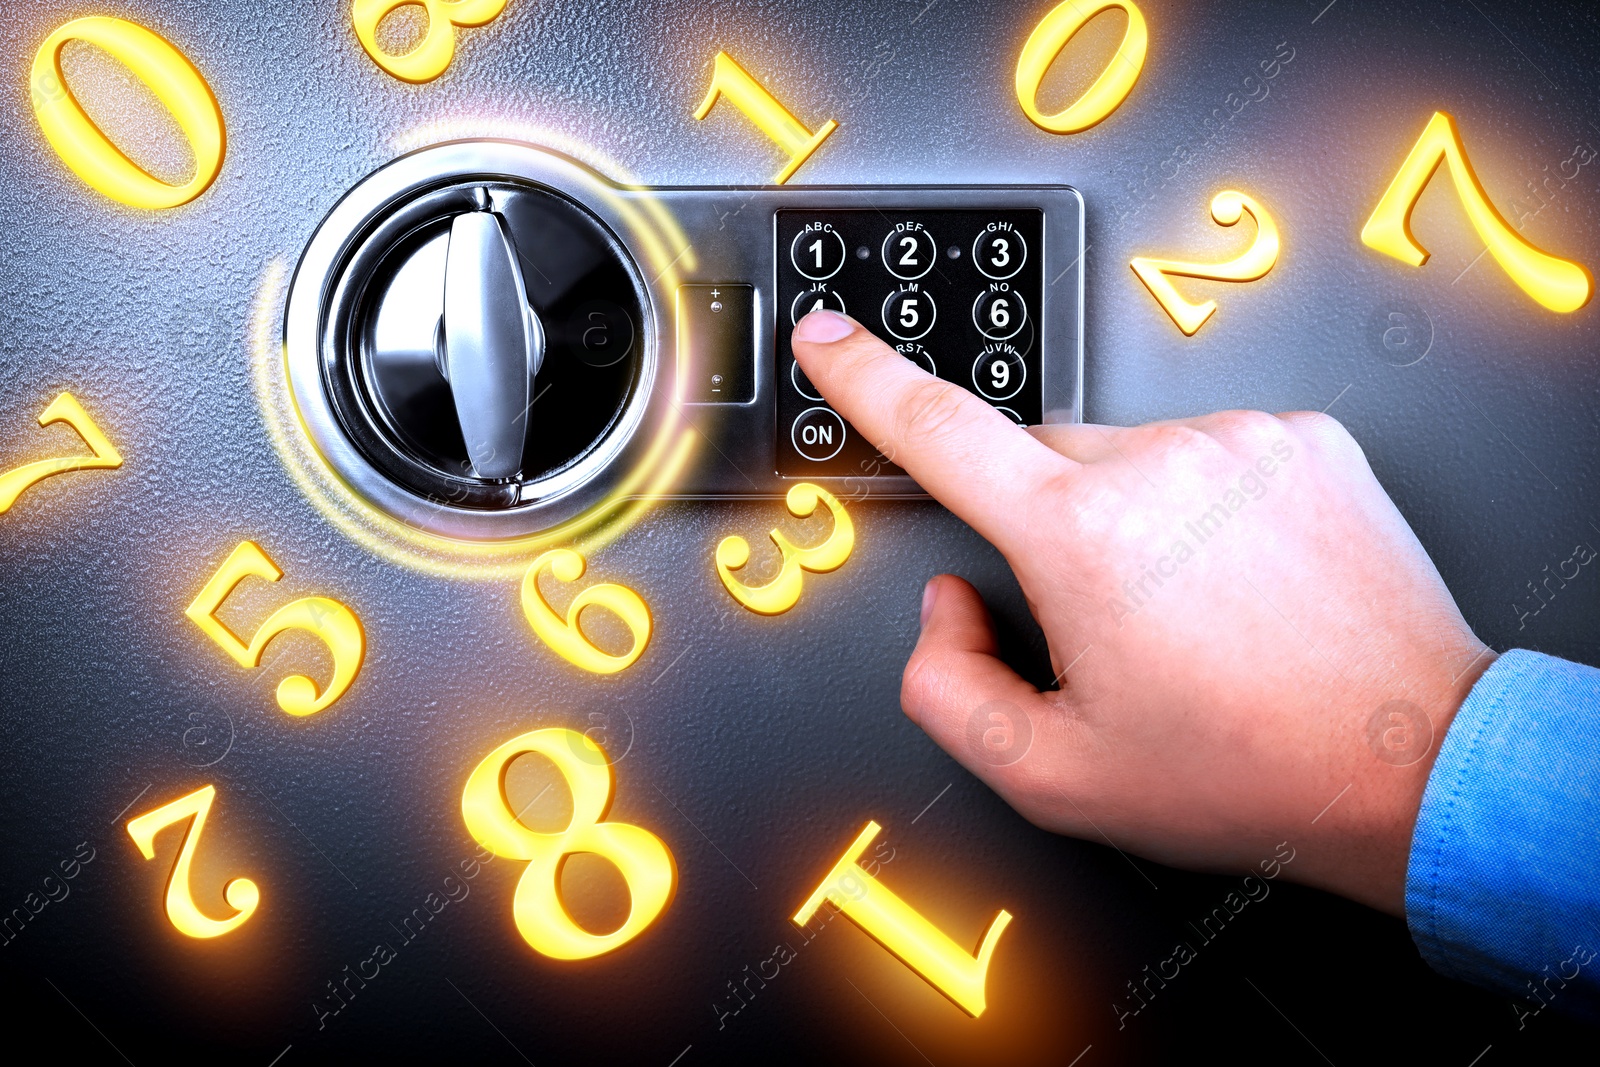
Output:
894 379 969 451
1280 409 1364 458
1208 408 1284 449
1140 422 1214 459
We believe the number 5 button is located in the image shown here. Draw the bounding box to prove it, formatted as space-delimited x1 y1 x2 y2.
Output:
883 286 936 341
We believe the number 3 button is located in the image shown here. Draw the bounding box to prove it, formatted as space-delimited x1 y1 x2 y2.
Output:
883 287 936 341
972 345 1025 401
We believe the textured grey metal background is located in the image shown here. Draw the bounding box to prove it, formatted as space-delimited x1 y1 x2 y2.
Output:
0 1 1595 1063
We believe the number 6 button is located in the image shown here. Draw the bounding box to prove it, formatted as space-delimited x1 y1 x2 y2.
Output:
973 286 1027 341
883 286 936 341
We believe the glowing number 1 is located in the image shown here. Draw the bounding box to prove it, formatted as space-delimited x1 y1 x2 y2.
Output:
0 393 122 514
1361 111 1592 313
794 822 1012 1017
694 52 838 184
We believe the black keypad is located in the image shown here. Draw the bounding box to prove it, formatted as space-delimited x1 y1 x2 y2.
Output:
776 209 1043 477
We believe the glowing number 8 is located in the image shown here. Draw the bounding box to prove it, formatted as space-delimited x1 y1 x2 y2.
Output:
521 549 652 674
1015 0 1148 134
462 728 677 960
30 17 224 210
353 0 509 84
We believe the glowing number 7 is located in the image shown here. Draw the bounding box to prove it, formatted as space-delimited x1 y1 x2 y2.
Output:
0 393 122 515
1361 110 1592 313
126 784 260 939
186 541 366 716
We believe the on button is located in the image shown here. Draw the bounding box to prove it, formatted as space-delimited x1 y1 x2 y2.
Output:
791 406 846 462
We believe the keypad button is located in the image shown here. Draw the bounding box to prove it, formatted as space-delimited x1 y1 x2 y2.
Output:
972 286 1027 341
882 287 936 341
791 406 846 462
791 286 846 326
972 346 1025 401
791 360 823 401
791 224 846 280
881 223 937 280
973 224 1027 280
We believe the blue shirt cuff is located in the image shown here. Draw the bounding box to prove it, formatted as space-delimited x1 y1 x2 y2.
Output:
1406 648 1600 1023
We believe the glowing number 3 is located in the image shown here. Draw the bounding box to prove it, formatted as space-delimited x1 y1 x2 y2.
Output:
353 0 509 83
1130 190 1281 336
30 17 224 210
462 728 676 959
186 541 367 716
1016 0 1148 134
716 483 854 616
521 549 652 675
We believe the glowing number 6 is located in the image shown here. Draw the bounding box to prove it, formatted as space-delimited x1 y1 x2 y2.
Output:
1015 0 1148 134
30 17 224 210
353 0 509 84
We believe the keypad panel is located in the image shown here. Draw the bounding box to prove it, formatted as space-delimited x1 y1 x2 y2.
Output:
776 209 1044 477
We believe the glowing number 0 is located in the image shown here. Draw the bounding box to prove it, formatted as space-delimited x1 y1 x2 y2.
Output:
521 549 652 674
186 541 367 716
1016 0 1148 134
1130 190 1281 336
30 17 224 210
126 785 260 939
353 0 509 84
462 728 676 960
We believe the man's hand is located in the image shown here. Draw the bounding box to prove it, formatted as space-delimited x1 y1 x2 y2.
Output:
792 309 1494 916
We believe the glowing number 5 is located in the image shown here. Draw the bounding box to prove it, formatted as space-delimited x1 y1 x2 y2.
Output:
462 728 676 959
1130 190 1281 336
353 0 509 84
186 541 367 716
521 549 652 674
0 393 122 515
1016 0 1148 134
716 483 854 616
30 17 224 210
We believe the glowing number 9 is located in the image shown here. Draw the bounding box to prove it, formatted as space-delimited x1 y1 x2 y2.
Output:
352 0 509 84
521 549 652 675
30 17 224 210
1015 0 1148 134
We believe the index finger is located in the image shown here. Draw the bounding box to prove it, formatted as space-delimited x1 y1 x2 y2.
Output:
792 310 1076 552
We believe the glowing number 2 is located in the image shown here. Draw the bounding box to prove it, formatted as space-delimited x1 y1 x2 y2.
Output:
521 549 652 675
353 0 509 83
30 17 224 210
1130 190 1281 336
1016 0 1148 134
186 541 367 716
694 51 838 184
126 785 260 939
716 483 855 616
462 728 676 959
794 821 1012 1017
0 393 122 515
1362 110 1592 313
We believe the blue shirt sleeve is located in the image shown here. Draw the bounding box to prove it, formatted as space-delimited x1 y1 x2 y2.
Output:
1406 648 1600 1024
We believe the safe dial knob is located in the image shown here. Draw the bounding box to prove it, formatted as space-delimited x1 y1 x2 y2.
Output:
434 189 544 481
289 155 651 535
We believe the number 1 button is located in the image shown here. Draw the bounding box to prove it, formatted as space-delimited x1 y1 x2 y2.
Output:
792 225 845 280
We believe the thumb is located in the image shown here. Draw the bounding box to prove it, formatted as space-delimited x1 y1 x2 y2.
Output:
902 576 1050 782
